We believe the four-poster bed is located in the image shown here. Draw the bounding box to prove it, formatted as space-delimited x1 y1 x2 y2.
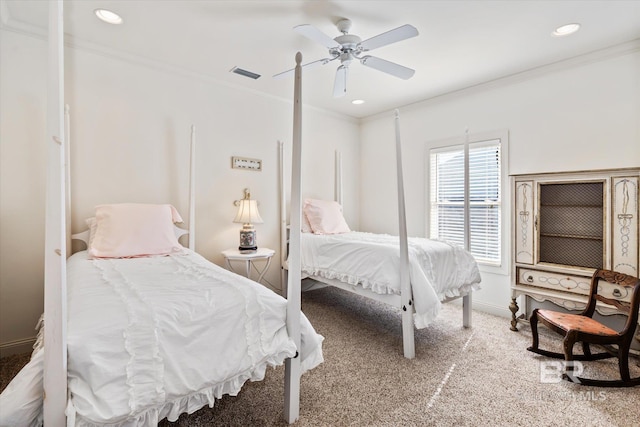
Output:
1 195 324 426
279 112 481 359
0 2 320 425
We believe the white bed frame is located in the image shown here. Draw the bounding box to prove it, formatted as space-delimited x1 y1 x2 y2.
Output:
43 2 303 423
279 112 473 360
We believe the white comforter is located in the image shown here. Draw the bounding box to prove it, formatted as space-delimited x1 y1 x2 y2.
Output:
0 250 323 427
300 232 481 328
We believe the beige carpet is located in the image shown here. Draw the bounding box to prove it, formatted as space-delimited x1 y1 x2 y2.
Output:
2 285 639 426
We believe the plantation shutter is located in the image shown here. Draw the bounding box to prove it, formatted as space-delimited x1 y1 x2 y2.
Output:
430 139 501 265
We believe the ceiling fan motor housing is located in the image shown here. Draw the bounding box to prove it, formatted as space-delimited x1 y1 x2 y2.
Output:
332 33 363 65
332 34 362 58
334 34 361 48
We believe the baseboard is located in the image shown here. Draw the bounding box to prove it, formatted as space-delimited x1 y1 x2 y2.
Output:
0 337 35 358
445 297 512 319
471 301 512 319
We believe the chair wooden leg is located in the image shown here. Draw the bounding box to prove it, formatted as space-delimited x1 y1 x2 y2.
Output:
527 310 567 359
582 342 591 358
619 346 631 382
528 309 540 351
562 332 579 384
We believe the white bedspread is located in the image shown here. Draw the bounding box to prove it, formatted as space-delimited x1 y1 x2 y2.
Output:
0 250 323 427
300 232 481 328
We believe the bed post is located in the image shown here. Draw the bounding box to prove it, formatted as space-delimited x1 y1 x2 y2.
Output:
394 110 415 359
462 128 472 327
279 141 287 297
44 0 68 424
65 105 71 258
334 151 343 206
188 125 196 250
284 52 303 423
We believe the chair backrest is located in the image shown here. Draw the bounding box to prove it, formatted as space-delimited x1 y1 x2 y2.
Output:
585 269 640 334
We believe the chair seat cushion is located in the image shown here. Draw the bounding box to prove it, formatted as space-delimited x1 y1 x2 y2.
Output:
537 310 618 336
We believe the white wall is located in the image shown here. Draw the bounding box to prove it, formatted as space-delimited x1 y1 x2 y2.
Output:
0 30 49 356
359 47 640 317
0 29 360 355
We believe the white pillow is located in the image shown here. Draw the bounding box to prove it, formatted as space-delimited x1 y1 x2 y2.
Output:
89 203 183 258
303 199 351 235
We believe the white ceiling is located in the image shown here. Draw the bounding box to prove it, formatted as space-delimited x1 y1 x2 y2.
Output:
2 0 640 119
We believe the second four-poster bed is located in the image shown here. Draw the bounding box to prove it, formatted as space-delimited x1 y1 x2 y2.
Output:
19 2 320 425
279 114 481 360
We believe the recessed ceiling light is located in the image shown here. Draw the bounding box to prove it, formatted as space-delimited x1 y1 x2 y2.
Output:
552 23 580 37
95 9 123 25
351 99 365 105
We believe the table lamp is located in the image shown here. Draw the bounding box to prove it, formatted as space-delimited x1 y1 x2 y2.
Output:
233 188 263 253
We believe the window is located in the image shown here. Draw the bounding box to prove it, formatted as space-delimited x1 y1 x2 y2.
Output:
429 133 505 267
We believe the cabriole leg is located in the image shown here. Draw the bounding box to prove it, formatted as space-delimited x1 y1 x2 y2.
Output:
509 297 519 331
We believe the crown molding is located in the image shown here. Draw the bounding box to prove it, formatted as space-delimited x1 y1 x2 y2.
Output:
362 38 640 123
0 12 358 125
2 8 636 126
0 4 46 39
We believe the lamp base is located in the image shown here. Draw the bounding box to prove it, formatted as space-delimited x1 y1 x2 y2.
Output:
239 227 257 254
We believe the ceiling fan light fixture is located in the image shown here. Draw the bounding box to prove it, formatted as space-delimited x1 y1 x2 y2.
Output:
94 9 123 25
552 23 580 37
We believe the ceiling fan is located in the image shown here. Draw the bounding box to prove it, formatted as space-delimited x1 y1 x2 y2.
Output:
274 19 419 97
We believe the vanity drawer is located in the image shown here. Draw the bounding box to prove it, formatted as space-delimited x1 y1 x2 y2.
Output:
517 268 633 303
518 269 591 296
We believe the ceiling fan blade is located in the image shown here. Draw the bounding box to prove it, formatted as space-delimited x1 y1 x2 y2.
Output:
294 24 341 49
360 56 415 80
359 24 419 51
273 57 336 79
333 65 348 98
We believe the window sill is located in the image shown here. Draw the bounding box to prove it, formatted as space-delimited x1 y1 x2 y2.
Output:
478 262 508 276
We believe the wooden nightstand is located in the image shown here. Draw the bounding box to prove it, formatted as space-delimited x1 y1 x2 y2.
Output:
222 247 275 284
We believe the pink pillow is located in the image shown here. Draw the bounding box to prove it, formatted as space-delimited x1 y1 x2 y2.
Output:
89 203 184 258
301 211 313 233
86 217 97 248
303 199 351 235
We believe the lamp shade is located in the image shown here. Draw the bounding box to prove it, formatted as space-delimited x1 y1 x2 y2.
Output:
233 199 263 224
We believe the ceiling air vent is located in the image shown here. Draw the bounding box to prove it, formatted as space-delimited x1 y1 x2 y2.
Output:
230 67 261 80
